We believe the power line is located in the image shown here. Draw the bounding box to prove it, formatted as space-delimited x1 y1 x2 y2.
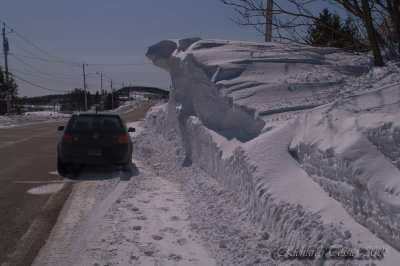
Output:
85 64 102 75
1 21 152 74
9 54 82 79
0 20 161 96
10 73 71 93
9 50 81 66
0 20 69 63
8 43 150 67
9 39 47 59
8 67 83 86
9 36 150 67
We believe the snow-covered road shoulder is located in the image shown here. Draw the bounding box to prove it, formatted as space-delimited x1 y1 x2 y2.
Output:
33 120 216 266
78 156 215 266
0 111 69 128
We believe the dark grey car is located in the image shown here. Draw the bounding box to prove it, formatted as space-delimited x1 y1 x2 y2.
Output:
57 112 135 176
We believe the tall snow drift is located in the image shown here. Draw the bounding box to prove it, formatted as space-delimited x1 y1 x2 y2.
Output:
146 37 400 264
147 38 266 142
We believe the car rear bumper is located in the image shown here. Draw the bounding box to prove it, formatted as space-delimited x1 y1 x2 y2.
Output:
58 144 132 165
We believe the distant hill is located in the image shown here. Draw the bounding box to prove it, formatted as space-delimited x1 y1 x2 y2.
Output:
117 86 169 95
19 86 168 105
20 94 69 105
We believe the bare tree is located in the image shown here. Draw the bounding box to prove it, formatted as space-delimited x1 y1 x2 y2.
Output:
331 0 384 65
220 0 400 66
220 0 365 45
375 0 400 53
394 0 400 52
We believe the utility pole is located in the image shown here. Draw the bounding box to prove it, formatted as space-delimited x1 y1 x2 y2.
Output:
2 23 11 114
265 0 273 42
110 79 114 110
82 63 87 111
99 72 104 110
100 73 103 95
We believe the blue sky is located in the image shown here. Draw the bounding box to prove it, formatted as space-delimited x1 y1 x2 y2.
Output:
0 0 333 97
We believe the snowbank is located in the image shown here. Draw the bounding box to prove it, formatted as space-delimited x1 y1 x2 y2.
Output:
290 83 400 250
149 38 266 143
109 99 143 114
146 38 400 263
0 100 142 128
0 111 69 128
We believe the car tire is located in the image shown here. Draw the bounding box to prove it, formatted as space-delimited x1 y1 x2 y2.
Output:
122 156 133 172
57 157 73 177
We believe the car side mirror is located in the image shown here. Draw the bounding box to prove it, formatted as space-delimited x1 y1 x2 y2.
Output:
128 127 136 132
58 126 65 131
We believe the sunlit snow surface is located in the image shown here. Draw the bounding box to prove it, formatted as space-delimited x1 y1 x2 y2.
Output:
0 111 69 128
147 38 400 264
0 101 141 128
27 183 65 195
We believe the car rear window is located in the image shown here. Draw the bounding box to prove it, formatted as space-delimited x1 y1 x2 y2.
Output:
67 115 125 133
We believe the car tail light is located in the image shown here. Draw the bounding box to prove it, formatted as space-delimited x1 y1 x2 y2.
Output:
118 134 129 144
61 133 73 143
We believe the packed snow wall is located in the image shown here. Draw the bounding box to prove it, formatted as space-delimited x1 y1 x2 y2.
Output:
146 38 400 263
146 105 360 265
147 38 265 145
290 84 400 251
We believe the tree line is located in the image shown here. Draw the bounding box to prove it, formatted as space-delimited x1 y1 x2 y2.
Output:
1 67 120 114
60 88 119 113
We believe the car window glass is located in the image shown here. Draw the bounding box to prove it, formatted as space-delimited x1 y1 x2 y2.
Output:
68 115 124 133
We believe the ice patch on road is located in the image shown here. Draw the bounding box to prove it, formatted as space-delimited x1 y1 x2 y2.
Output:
27 183 65 195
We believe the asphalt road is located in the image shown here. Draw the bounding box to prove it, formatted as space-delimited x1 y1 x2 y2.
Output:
0 101 157 265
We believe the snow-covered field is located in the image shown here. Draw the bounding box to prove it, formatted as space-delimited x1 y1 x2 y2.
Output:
0 111 69 128
32 38 400 265
0 100 142 128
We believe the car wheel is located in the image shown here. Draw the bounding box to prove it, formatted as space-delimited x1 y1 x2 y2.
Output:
122 157 133 172
57 157 73 177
